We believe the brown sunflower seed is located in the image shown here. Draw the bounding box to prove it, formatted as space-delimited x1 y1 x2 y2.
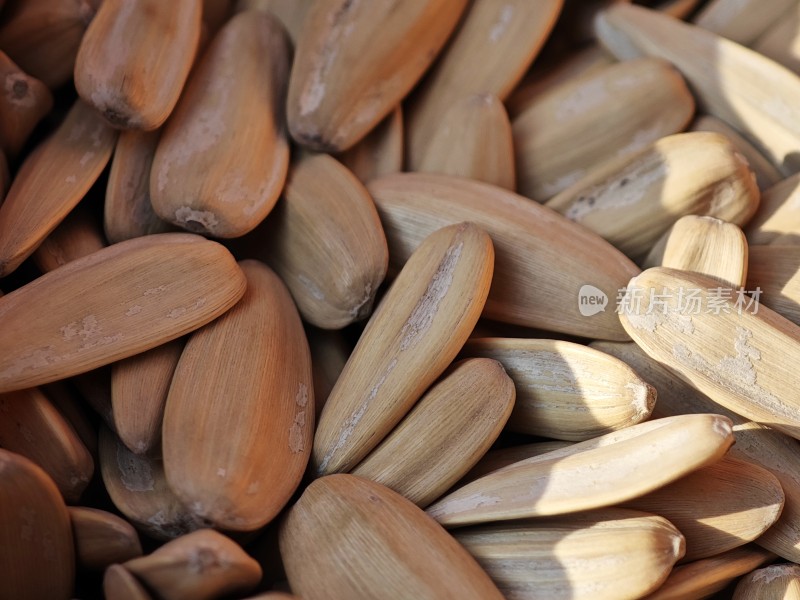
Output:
418 94 515 190
236 0 311 42
279 474 504 600
99 427 200 541
0 233 245 393
288 0 468 152
105 130 173 243
151 10 290 238
0 100 116 277
32 206 106 274
0 0 97 88
163 260 313 531
312 222 493 476
103 565 153 600
69 506 142 570
337 106 404 183
237 152 388 329
111 339 184 455
123 529 262 600
74 0 201 130
0 448 75 600
0 51 53 158
43 381 98 456
0 387 93 503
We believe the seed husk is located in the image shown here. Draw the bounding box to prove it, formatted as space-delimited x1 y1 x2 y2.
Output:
98 427 200 541
0 100 116 277
645 215 749 288
163 260 314 531
418 94 515 190
619 267 800 440
0 51 53 158
368 172 639 340
0 448 75 600
337 106 404 183
596 3 800 175
237 152 388 329
454 508 685 600
545 132 760 259
0 233 246 394
623 455 785 561
69 506 143 570
150 10 291 238
645 545 776 600
0 387 93 503
593 339 800 564
279 474 504 600
111 339 184 455
462 337 655 440
514 57 695 200
406 0 563 168
427 414 734 527
351 358 515 507
105 130 173 243
74 0 202 130
287 0 468 152
312 222 493 476
733 563 800 599
123 529 262 600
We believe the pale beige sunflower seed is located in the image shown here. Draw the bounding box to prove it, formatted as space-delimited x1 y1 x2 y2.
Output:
427 414 733 527
462 337 655 440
